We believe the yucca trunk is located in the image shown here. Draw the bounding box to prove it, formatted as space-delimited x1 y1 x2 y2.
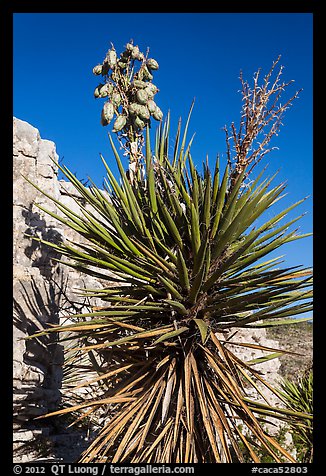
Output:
76 338 299 463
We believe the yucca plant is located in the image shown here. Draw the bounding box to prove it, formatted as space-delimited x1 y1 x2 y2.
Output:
24 47 313 463
280 369 313 462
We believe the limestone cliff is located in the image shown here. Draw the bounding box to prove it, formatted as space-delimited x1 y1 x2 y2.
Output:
13 118 102 462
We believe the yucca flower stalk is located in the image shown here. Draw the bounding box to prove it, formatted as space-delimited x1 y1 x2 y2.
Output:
24 54 313 463
93 40 162 182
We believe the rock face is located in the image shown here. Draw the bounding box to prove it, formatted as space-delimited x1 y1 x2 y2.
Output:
13 118 62 460
13 118 102 462
12 117 294 462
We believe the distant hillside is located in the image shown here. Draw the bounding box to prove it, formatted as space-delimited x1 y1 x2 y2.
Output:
266 321 313 379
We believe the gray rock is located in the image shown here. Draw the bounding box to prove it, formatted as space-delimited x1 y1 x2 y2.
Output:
13 118 40 158
13 117 105 463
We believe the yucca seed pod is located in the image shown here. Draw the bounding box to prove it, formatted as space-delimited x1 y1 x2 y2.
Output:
134 115 146 129
136 89 149 105
152 106 163 121
131 45 140 59
144 86 155 100
145 83 159 94
111 91 122 107
147 99 157 114
113 115 127 132
146 58 159 70
129 103 142 115
107 49 117 68
133 79 147 89
126 42 134 51
94 83 104 98
142 65 153 81
93 64 103 75
101 101 115 126
99 88 108 98
138 105 150 121
108 83 115 95
98 83 113 98
137 52 145 61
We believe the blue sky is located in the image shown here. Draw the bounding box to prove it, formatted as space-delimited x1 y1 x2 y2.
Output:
13 13 313 270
